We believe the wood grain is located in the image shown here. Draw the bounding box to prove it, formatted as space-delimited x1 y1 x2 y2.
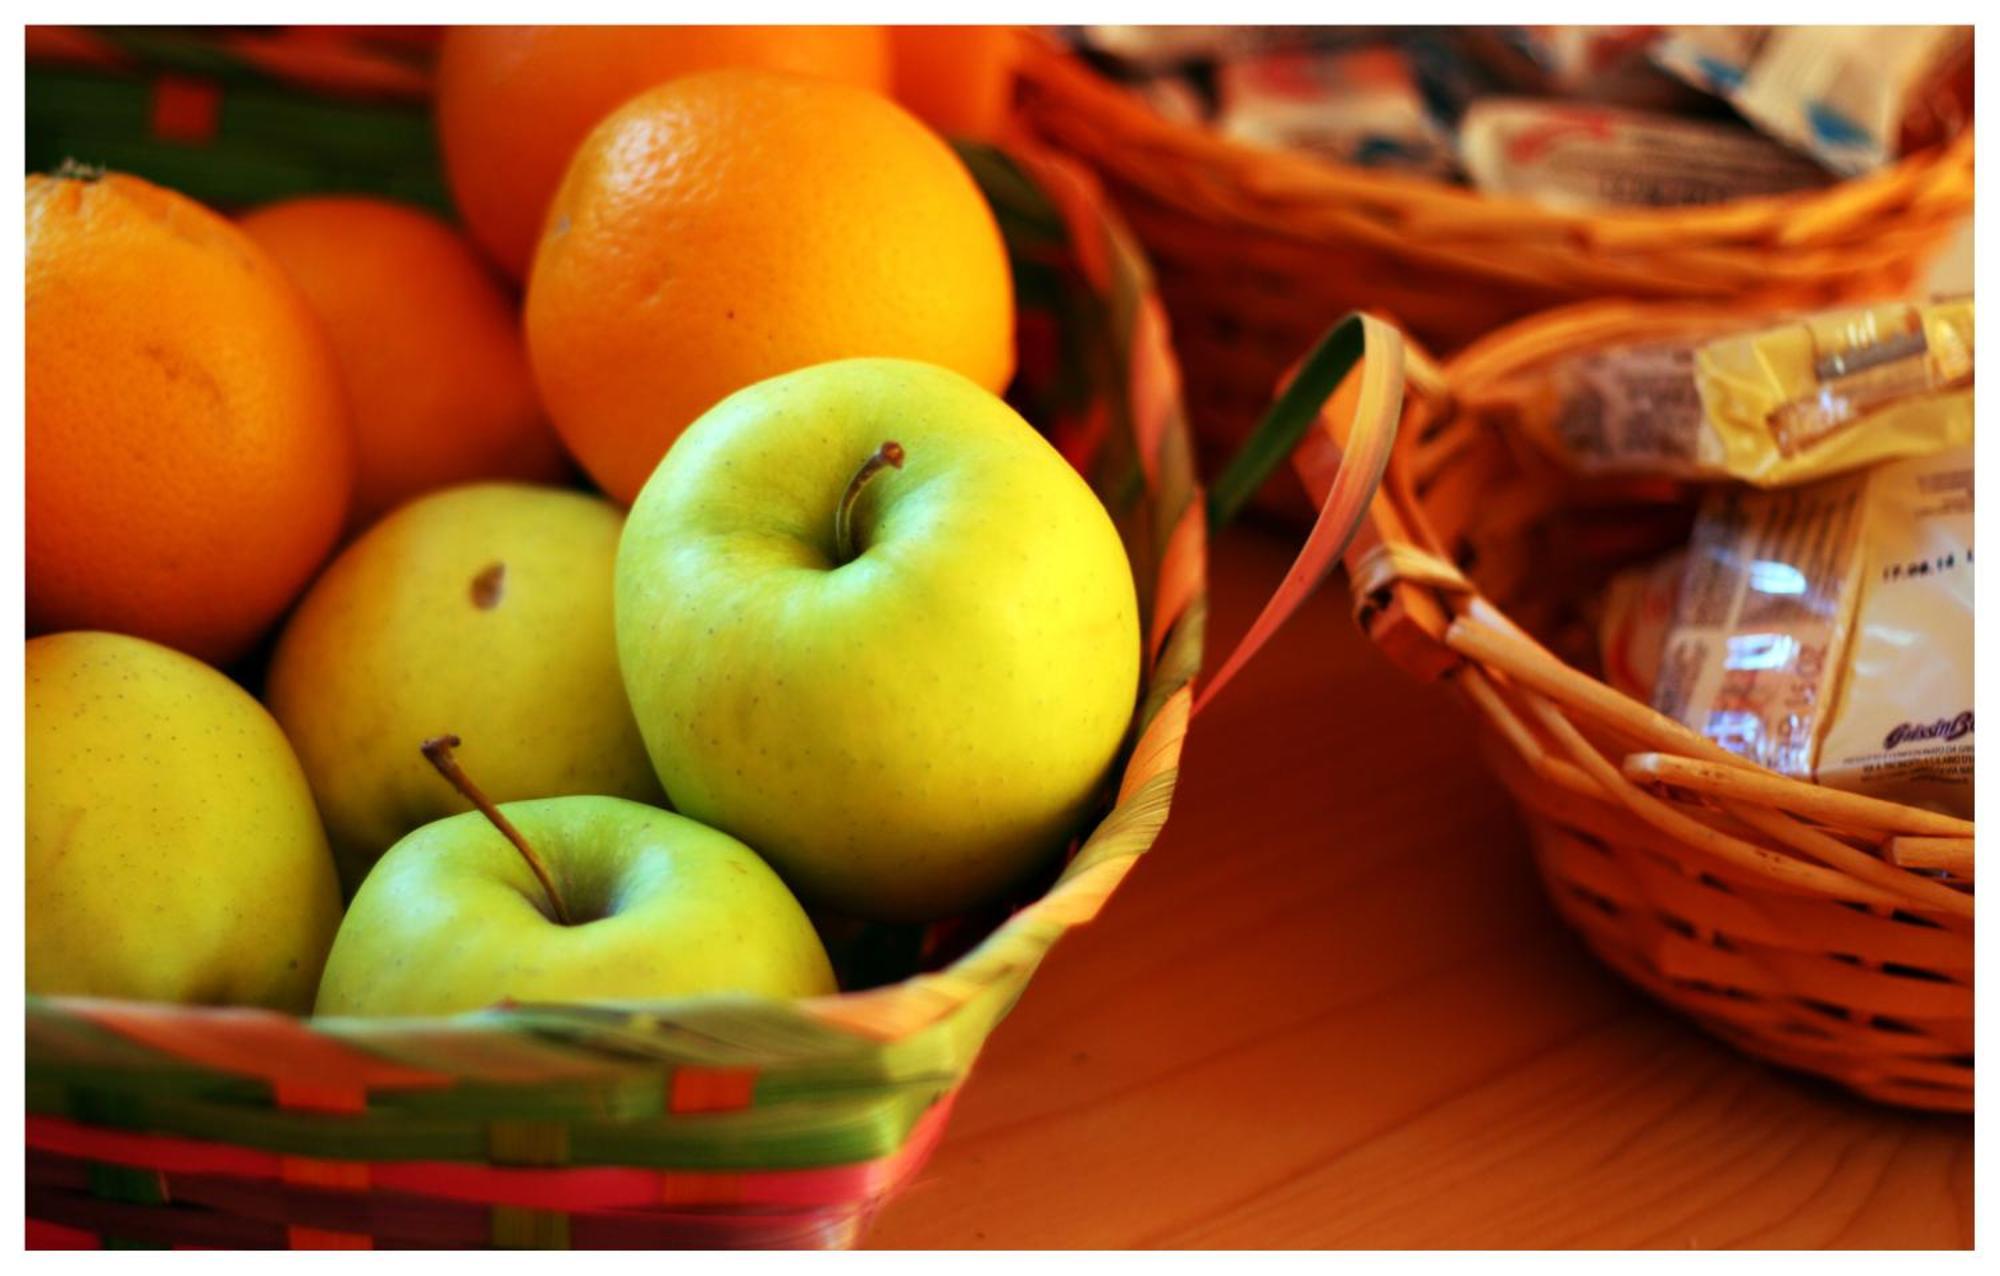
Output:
865 524 1973 1249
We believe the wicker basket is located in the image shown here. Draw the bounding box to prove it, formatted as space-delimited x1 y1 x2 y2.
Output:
24 44 1213 1246
1223 299 1973 1112
1012 33 1978 499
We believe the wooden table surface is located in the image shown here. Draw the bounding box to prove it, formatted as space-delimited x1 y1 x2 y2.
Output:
866 524 1974 1250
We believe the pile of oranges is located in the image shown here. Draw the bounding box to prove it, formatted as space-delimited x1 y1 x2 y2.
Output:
26 24 1024 667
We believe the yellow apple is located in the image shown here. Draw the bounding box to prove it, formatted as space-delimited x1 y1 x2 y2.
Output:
616 359 1141 921
26 631 341 1009
267 482 664 891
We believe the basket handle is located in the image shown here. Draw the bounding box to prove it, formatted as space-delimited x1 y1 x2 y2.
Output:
1194 312 1406 714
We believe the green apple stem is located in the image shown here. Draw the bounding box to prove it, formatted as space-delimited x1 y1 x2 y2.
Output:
420 734 574 925
833 441 905 564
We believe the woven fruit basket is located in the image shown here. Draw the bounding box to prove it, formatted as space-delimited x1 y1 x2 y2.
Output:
1219 299 1973 1113
23 37 1214 1248
1012 33 1978 494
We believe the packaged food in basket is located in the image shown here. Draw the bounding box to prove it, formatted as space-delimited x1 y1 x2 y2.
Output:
1651 473 1869 779
1537 297 1974 485
1593 550 1685 702
1703 297 1973 472
1462 25 1710 112
1217 44 1457 176
1816 445 1973 817
1649 445 1974 816
1645 25 1765 107
1654 25 1974 176
1548 337 1736 475
1459 97 1832 210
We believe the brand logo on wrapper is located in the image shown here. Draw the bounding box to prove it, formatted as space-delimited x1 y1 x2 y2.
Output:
1884 712 1973 752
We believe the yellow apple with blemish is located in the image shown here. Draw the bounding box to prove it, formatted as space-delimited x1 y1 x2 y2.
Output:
267 482 662 891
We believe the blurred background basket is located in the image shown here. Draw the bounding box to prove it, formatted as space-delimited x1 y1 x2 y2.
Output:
1011 33 1977 502
24 30 1208 1248
1257 300 1972 1112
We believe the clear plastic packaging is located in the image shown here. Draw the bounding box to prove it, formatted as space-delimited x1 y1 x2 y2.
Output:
1650 445 1974 815
1534 297 1974 486
1652 475 1868 777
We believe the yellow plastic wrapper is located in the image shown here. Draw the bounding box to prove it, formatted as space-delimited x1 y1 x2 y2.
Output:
1698 297 1973 484
1539 297 1973 486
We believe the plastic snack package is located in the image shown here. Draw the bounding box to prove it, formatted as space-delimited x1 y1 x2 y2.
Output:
1816 446 1973 817
1547 336 1736 477
1696 297 1973 484
1648 26 1770 105
1595 550 1686 702
1465 25 1712 113
1533 297 1973 485
1651 472 1870 778
1652 445 1975 807
1654 25 1972 177
1458 98 1831 212
1218 45 1458 176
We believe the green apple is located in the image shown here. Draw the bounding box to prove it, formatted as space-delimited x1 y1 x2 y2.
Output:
26 631 342 1009
315 738 834 1016
616 358 1141 922
267 482 664 892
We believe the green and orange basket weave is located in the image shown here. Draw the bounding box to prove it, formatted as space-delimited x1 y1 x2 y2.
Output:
23 32 1225 1249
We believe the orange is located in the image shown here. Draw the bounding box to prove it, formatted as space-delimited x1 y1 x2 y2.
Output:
889 25 1023 141
435 25 891 280
524 68 1016 505
239 196 568 529
26 170 353 666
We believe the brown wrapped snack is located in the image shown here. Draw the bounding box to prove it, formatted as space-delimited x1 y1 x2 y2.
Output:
1459 98 1831 212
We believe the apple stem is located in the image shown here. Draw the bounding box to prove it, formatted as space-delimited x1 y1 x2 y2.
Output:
833 441 905 564
420 734 574 925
